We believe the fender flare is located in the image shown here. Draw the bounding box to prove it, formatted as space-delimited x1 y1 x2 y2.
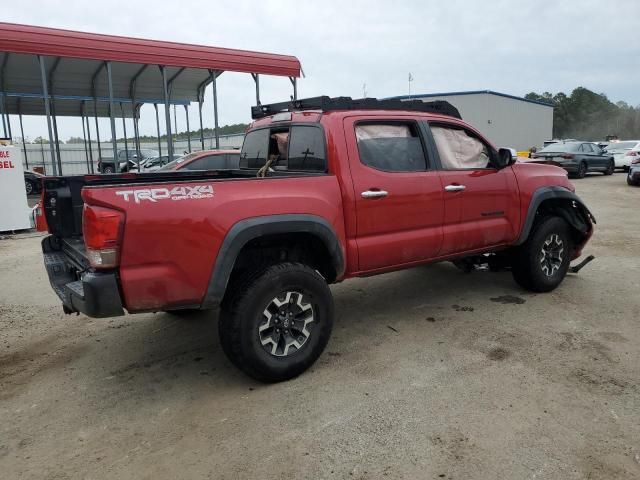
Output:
515 186 596 245
201 214 344 308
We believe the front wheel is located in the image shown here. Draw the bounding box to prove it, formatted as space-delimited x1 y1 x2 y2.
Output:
102 165 115 174
512 216 573 293
219 263 334 382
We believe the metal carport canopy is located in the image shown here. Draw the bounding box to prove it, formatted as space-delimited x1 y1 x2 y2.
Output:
0 22 302 175
0 22 301 113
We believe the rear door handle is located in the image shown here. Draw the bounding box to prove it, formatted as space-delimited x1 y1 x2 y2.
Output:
444 184 466 192
361 190 389 199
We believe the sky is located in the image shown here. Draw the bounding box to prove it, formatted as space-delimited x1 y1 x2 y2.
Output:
3 0 640 141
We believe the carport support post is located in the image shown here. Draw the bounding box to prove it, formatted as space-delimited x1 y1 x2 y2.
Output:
120 103 130 169
18 101 29 169
160 66 174 159
290 77 297 101
184 105 191 153
81 112 90 173
252 73 260 105
153 103 162 156
93 106 101 161
0 95 6 138
106 62 118 161
198 95 204 151
51 108 62 174
209 70 220 149
37 55 58 176
85 113 94 173
133 104 141 161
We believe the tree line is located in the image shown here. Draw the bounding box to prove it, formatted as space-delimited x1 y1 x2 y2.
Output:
525 87 640 140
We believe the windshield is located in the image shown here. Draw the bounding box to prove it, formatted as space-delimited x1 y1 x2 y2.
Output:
605 141 637 151
157 153 199 171
538 143 581 153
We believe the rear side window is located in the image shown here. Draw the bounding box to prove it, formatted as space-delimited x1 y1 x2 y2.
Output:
240 129 270 168
355 123 427 172
288 126 326 171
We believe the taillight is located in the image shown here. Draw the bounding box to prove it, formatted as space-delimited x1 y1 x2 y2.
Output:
83 205 124 269
627 151 638 157
562 154 574 159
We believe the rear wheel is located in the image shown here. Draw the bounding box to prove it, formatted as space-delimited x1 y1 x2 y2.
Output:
219 262 334 382
512 216 573 293
102 165 115 174
576 162 587 179
604 160 614 175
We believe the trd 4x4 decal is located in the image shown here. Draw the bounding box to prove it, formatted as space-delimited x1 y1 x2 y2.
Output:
115 185 214 203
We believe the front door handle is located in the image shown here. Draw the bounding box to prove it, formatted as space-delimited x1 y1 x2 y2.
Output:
361 190 389 199
444 184 466 192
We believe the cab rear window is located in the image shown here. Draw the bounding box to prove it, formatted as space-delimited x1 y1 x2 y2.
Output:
240 126 326 172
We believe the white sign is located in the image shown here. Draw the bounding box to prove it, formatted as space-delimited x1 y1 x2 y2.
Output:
0 141 31 231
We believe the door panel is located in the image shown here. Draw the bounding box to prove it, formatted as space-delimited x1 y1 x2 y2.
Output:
438 168 519 255
426 121 520 255
344 117 444 271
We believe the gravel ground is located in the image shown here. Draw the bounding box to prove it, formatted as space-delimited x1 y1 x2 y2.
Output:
1 173 639 479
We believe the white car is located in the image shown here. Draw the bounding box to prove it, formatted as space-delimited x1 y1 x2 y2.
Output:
605 140 640 170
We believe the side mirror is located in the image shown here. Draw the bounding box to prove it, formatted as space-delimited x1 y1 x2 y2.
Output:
496 148 516 168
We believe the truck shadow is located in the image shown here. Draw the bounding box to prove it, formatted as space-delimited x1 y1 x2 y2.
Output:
91 262 543 397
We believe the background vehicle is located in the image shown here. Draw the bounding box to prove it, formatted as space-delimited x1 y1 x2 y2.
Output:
139 154 183 171
531 141 614 178
603 140 640 171
97 149 159 173
40 97 594 382
157 150 240 171
24 169 44 196
627 162 640 186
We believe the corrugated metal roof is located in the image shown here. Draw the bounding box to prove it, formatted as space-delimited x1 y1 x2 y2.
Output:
388 90 554 108
0 22 301 77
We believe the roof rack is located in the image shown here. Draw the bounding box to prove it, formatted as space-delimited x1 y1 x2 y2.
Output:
251 96 461 120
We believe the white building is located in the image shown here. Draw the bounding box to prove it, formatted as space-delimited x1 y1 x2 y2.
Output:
390 90 554 151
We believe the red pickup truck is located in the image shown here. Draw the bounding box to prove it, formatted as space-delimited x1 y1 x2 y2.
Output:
41 97 595 382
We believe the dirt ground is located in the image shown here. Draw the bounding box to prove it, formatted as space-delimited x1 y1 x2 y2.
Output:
1 173 639 479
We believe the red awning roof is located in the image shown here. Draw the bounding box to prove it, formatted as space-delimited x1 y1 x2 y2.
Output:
0 22 301 78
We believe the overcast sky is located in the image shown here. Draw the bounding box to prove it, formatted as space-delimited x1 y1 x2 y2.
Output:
4 0 640 141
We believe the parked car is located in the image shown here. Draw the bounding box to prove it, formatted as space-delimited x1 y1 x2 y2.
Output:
531 141 614 178
39 96 594 382
137 154 183 171
97 149 159 173
627 162 640 186
603 140 640 171
157 150 240 171
24 169 44 196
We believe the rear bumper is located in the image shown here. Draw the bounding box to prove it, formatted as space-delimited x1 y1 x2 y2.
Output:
42 236 124 318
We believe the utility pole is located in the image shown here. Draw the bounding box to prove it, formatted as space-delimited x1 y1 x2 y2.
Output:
408 73 413 99
363 83 367 98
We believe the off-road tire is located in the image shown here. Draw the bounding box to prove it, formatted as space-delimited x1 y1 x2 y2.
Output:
604 160 614 175
219 262 334 382
512 216 573 293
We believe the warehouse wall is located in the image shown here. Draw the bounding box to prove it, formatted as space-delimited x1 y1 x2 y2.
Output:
412 93 553 151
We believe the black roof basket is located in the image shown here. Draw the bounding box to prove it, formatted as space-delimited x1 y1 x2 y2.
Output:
251 96 461 120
